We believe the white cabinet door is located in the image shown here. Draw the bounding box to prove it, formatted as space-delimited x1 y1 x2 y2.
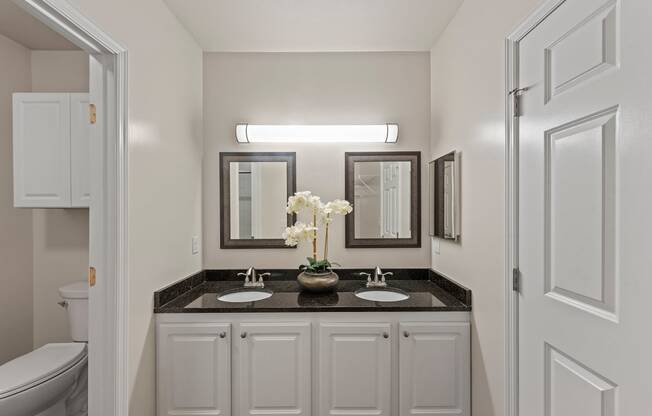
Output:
12 93 71 207
157 323 231 416
236 322 311 416
399 322 469 416
70 93 90 207
318 322 392 416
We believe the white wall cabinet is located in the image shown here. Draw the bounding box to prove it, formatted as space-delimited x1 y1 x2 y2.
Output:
157 312 470 416
12 92 90 208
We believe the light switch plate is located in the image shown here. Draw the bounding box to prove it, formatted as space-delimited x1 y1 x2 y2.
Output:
192 236 200 255
433 237 440 255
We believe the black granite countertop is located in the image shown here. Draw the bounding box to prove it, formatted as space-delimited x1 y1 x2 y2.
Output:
154 269 471 313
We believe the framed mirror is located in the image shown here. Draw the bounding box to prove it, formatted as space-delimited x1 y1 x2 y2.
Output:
429 151 460 240
345 151 421 248
219 152 296 249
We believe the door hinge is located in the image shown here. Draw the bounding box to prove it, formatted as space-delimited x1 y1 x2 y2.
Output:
509 87 527 117
89 103 97 124
512 268 520 292
89 266 96 287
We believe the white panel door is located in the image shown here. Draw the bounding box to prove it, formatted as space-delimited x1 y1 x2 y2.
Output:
157 323 231 416
517 0 652 414
398 322 469 416
70 93 90 207
12 93 71 207
236 322 311 416
318 322 392 416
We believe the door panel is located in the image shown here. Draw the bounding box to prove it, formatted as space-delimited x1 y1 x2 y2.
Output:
236 322 311 416
157 323 231 416
517 0 652 414
318 322 391 416
398 322 469 416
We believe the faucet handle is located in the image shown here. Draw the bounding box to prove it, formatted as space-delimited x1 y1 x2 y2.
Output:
379 271 393 282
358 272 372 282
258 272 271 285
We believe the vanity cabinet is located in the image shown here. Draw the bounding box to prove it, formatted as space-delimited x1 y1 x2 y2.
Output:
12 92 90 208
237 322 311 416
399 322 470 416
157 322 231 416
156 313 470 416
318 323 392 416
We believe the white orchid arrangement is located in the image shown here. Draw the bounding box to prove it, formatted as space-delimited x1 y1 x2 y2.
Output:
282 191 353 273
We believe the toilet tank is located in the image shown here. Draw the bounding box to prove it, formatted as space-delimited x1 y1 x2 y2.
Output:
58 281 88 342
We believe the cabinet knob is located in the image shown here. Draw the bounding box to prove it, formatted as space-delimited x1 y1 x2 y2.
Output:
240 332 247 339
403 331 410 338
219 332 226 339
383 332 389 339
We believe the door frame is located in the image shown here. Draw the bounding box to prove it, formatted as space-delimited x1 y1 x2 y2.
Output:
16 1 129 415
504 1 566 416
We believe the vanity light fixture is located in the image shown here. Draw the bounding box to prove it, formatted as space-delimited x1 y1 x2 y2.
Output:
235 123 399 144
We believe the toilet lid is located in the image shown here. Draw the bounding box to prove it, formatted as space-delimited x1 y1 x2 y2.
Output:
0 343 86 399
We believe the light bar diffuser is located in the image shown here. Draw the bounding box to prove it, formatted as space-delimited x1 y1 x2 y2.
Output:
235 124 399 143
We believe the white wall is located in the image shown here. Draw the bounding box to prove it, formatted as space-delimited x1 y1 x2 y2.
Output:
65 1 203 414
29 50 90 348
203 52 431 268
429 0 542 415
0 33 33 365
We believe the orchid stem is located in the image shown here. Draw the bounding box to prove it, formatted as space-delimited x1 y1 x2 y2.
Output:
312 211 317 260
323 217 330 262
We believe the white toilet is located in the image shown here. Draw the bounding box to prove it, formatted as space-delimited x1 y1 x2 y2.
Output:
0 282 88 416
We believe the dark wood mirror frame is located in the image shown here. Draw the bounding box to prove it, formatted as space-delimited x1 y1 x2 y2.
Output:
345 151 421 248
219 152 296 249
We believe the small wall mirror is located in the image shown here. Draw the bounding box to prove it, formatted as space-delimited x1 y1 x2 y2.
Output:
220 152 296 248
429 151 460 240
345 151 421 248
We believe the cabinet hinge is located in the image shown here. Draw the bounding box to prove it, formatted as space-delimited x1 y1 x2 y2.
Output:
89 266 96 287
89 103 97 124
508 87 528 118
512 268 520 292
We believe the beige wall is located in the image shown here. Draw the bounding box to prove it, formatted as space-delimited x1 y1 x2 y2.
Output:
203 52 431 268
0 33 33 365
29 50 90 348
65 1 203 415
429 0 542 415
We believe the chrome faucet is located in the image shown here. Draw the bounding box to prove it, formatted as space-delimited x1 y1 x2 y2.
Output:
359 266 393 288
238 267 270 288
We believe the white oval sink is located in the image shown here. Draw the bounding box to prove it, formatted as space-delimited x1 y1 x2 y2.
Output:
218 288 272 303
355 288 409 302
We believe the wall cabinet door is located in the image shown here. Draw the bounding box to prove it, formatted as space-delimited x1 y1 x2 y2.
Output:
318 322 392 416
399 322 470 416
12 93 71 207
236 322 311 416
157 323 231 416
70 93 90 207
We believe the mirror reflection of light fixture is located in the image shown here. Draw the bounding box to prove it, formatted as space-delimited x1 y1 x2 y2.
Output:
235 124 399 143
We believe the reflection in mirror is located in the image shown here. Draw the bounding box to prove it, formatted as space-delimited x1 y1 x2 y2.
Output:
220 152 296 249
353 161 412 239
429 151 460 240
229 161 288 239
345 152 421 248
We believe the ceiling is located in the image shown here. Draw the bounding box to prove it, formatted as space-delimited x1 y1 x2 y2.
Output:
0 0 79 50
164 0 464 52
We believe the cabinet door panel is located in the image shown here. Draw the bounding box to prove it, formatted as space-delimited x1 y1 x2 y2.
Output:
237 322 311 416
13 93 70 207
318 322 392 416
70 93 90 207
157 323 231 416
399 322 470 416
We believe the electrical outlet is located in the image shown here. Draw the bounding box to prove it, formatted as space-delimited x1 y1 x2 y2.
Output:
432 237 440 255
192 236 200 255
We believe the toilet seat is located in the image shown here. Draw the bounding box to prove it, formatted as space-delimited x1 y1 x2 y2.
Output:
0 343 87 400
